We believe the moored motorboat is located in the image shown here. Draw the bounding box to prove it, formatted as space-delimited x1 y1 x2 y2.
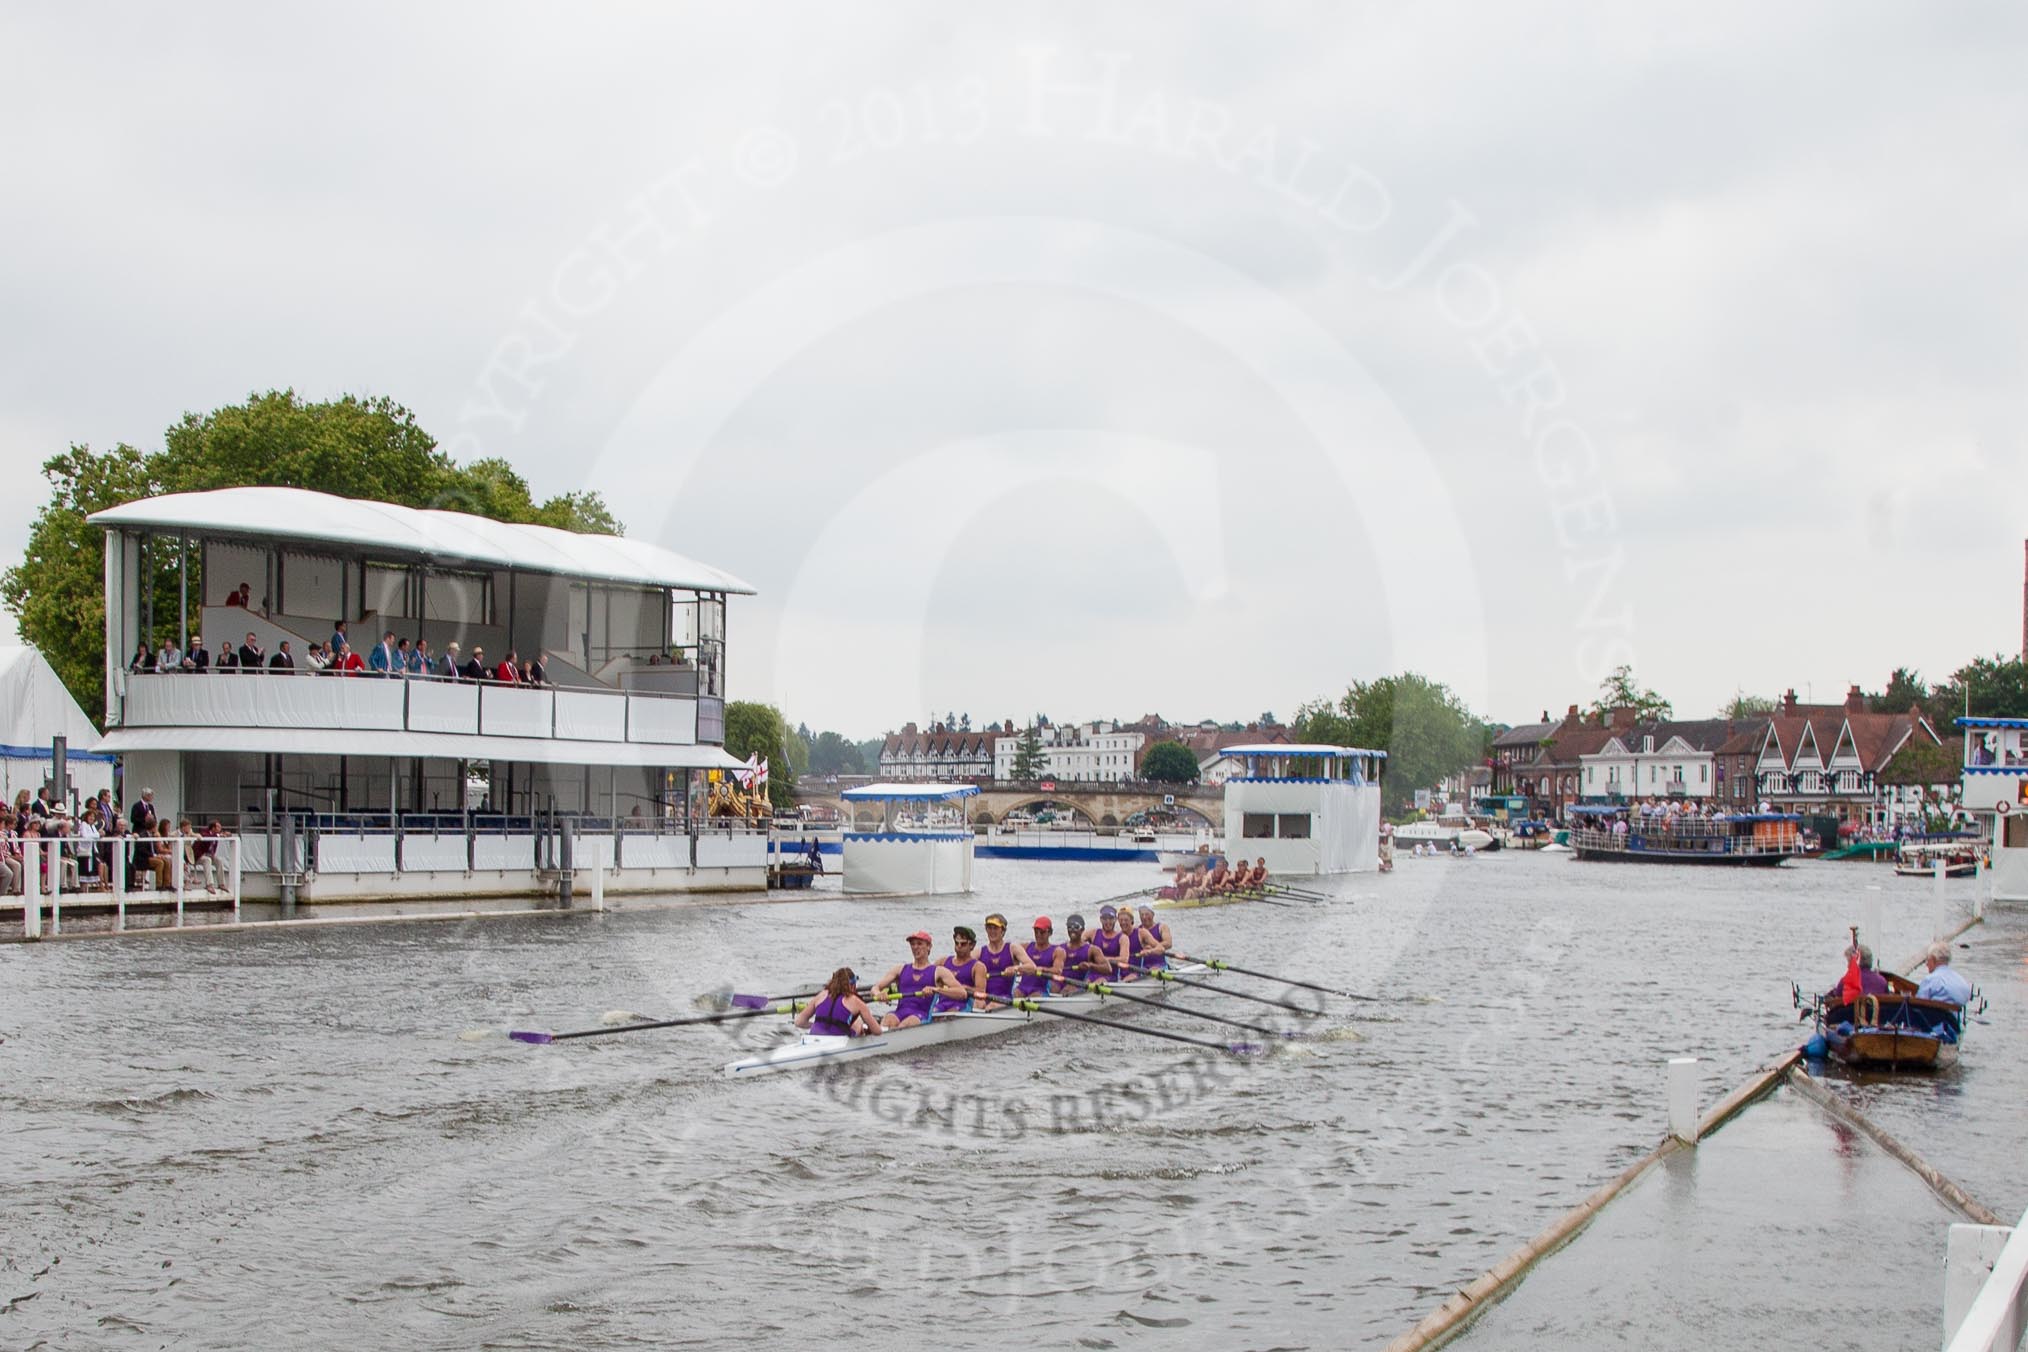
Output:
1892 837 1981 879
722 962 1213 1077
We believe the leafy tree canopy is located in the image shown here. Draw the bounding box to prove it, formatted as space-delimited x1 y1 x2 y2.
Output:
723 700 797 811
1299 672 1487 814
807 730 868 777
1719 692 1777 718
1589 664 1672 722
1140 741 1200 783
2 389 620 713
1010 724 1047 781
1932 654 2028 723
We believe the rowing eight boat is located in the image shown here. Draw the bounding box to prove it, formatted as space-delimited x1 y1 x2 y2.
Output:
722 962 1213 1078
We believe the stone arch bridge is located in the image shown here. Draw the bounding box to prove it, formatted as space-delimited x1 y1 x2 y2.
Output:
791 783 1224 830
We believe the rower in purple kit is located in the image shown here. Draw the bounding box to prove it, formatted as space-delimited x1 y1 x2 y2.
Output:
793 967 881 1038
1056 914 1106 993
871 931 968 1029
976 912 1038 1010
1091 905 1136 981
1015 916 1065 998
935 925 988 1017
1134 904 1173 973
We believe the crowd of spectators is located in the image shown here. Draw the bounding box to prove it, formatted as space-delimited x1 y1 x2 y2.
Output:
0 786 232 897
129 623 552 687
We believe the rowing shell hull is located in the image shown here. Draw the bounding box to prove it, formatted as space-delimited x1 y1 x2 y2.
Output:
722 964 1206 1078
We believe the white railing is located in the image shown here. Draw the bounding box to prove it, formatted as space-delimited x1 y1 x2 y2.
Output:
16 835 242 938
1947 1208 2028 1352
121 671 707 747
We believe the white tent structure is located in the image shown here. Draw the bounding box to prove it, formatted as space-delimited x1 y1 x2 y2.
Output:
0 646 116 806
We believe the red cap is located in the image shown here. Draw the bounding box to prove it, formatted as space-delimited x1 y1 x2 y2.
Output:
906 930 932 945
1033 916 1053 930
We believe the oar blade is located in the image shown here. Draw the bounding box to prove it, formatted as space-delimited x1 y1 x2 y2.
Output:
508 1029 555 1045
728 993 775 1010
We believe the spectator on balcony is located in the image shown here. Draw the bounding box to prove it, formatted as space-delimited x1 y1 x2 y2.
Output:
269 640 296 673
214 642 239 673
187 636 211 673
462 646 490 681
333 640 366 675
225 582 252 608
141 821 174 891
304 642 329 673
36 814 80 892
496 649 522 684
72 807 100 887
157 637 184 672
129 642 155 674
528 651 550 686
517 657 537 685
393 637 416 675
130 787 157 836
238 631 266 673
441 642 463 679
92 789 115 835
410 639 432 676
368 631 399 676
178 817 222 894
330 619 350 653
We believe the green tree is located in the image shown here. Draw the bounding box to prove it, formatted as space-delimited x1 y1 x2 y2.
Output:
723 700 797 811
1010 724 1047 781
1865 666 1929 715
1140 741 1199 783
1292 696 1356 747
853 738 885 775
0 443 161 719
808 730 866 777
1 389 620 713
1590 664 1672 722
1932 655 2028 723
1718 692 1777 718
1877 739 1961 792
1310 672 1486 815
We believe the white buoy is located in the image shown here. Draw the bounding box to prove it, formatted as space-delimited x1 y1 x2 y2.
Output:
1667 1057 1700 1144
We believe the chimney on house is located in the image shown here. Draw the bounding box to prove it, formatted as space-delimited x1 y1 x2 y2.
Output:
1611 707 1637 730
1566 703 1580 725
1781 690 1798 718
1844 684 1865 714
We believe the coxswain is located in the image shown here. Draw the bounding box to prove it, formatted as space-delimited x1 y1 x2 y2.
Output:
1016 917 1065 997
936 926 988 1017
794 967 881 1037
1058 914 1106 992
1134 904 1173 972
871 931 967 1029
1091 905 1136 980
977 912 1039 1009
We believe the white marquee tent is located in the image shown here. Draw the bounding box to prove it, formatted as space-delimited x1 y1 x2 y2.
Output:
0 646 116 806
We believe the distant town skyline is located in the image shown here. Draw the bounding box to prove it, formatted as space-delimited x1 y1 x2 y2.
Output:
3 6 2022 736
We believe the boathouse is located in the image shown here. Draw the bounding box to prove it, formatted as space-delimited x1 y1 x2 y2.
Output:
88 487 765 900
1219 743 1385 875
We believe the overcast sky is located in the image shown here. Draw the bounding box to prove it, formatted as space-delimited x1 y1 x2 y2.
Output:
3 4 2023 738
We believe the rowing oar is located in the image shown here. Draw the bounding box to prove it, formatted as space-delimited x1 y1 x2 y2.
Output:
1055 975 1295 1040
1093 883 1164 908
510 1001 803 1044
1264 883 1327 900
1009 998 1262 1055
1145 967 1311 1013
1174 955 1381 1003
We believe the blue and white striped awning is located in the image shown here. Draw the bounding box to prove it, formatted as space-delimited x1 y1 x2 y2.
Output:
840 782 982 802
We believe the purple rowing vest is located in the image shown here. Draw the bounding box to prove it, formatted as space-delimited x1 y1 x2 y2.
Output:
1134 923 1167 971
1094 928 1129 973
937 956 982 1013
1061 941 1097 986
1017 942 1060 997
808 992 854 1036
892 963 937 1022
979 943 1019 999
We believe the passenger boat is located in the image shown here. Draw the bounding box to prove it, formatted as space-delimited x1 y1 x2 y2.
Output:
1805 972 1967 1070
723 962 1211 1077
1893 838 1981 879
1567 807 1802 865
1392 821 1495 851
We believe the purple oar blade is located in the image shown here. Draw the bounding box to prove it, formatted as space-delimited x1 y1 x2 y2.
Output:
728 993 773 1010
508 1030 555 1044
1229 1042 1265 1056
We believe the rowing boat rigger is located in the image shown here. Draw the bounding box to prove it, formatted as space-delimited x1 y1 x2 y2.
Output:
722 962 1218 1078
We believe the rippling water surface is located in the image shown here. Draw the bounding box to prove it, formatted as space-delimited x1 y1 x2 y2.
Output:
2 853 2017 1349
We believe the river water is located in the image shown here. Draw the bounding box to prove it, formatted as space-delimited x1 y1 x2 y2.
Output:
2 852 2020 1349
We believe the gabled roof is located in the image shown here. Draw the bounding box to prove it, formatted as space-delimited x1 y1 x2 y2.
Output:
1492 720 1559 749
